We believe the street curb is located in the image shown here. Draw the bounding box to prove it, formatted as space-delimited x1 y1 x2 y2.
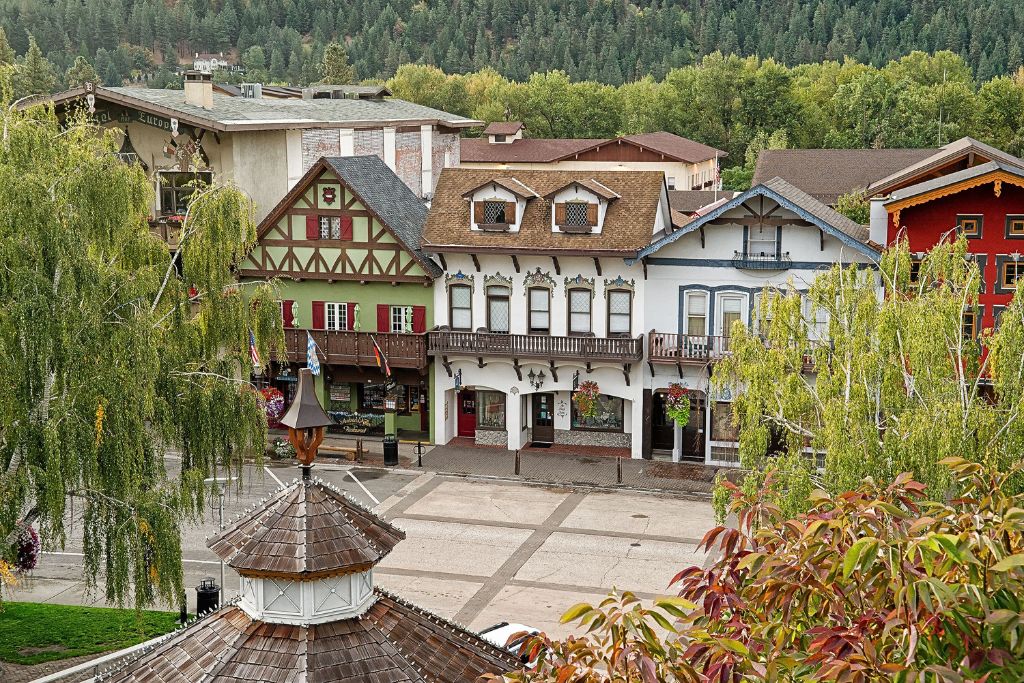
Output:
317 461 713 502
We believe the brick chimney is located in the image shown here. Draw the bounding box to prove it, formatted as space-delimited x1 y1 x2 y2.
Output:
184 70 213 109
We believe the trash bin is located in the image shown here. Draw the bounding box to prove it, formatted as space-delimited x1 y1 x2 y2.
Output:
383 435 399 467
196 577 219 614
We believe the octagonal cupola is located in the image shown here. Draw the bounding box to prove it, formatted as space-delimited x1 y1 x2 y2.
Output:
208 475 405 624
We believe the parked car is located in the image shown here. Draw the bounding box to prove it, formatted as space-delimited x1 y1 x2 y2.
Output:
479 622 539 665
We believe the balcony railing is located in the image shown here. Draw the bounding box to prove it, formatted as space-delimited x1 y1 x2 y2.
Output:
149 218 182 249
428 330 644 361
281 329 427 369
732 250 792 270
649 331 823 370
649 333 731 364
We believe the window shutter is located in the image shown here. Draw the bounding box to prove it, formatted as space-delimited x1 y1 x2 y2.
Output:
346 302 357 331
554 203 566 225
412 306 426 333
305 214 318 239
311 301 325 329
473 201 484 223
281 300 295 329
377 304 390 332
586 203 598 226
504 201 516 224
340 215 353 240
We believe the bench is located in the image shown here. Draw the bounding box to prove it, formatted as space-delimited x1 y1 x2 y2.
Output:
319 439 366 462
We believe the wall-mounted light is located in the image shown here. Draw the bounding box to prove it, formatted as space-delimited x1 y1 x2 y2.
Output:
527 368 546 390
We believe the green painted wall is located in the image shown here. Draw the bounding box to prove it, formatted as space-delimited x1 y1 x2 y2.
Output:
273 280 433 331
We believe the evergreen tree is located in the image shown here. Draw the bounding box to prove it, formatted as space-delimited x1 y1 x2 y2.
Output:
65 55 100 87
319 42 355 84
0 28 15 66
13 37 57 98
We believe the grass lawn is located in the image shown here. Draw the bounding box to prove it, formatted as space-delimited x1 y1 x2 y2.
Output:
0 602 180 665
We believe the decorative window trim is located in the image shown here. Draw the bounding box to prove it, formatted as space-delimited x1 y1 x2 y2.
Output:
445 270 475 287
564 274 595 294
957 214 983 239
603 275 635 294
523 267 555 292
995 255 1024 294
483 273 513 289
1005 215 1024 239
448 283 473 331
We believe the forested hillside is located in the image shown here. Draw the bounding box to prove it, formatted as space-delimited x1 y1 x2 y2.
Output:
1 0 1023 88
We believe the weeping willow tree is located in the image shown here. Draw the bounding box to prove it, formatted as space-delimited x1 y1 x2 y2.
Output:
713 238 1024 518
0 101 282 607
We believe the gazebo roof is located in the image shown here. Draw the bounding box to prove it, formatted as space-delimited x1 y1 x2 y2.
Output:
97 591 518 683
208 477 406 578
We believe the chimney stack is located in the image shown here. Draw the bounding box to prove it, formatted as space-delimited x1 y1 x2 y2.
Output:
184 70 213 110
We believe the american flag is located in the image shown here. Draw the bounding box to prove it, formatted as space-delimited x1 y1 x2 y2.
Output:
306 331 321 376
248 329 261 368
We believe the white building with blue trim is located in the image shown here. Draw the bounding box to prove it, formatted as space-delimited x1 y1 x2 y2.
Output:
633 177 881 464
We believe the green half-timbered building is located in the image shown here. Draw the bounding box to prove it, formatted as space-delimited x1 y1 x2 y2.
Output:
241 155 441 439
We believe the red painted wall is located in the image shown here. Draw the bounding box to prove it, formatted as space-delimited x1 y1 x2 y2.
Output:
888 181 1024 330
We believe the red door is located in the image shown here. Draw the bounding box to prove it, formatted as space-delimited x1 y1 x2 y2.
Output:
457 390 477 437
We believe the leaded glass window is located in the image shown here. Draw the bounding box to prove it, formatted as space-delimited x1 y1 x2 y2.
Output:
483 201 508 224
565 202 589 226
487 285 510 333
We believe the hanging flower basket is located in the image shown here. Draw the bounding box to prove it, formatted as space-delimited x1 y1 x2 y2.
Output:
665 383 691 427
259 387 286 427
573 380 601 419
13 522 39 573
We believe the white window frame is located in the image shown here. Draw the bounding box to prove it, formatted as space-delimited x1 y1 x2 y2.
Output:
449 284 472 330
568 288 592 335
717 293 747 337
391 305 412 334
684 292 708 337
746 225 779 257
319 216 341 240
325 302 348 331
528 287 550 334
607 290 632 337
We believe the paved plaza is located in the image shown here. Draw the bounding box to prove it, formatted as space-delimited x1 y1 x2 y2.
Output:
9 458 717 641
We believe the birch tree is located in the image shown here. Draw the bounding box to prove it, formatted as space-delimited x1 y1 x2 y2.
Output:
713 238 1024 516
0 104 281 606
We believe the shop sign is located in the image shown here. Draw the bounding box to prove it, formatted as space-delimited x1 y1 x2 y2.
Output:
329 384 351 402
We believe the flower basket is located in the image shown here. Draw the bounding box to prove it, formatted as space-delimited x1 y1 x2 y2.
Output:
665 383 691 427
573 380 601 419
14 522 39 573
260 387 285 428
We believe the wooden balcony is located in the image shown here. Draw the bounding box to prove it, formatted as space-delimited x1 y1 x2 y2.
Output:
149 218 182 250
429 330 643 361
648 332 821 374
281 329 428 369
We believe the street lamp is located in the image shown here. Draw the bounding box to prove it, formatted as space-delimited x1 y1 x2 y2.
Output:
202 474 231 605
528 368 546 390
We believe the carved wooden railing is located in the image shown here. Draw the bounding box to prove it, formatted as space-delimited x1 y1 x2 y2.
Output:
428 331 644 361
281 329 427 369
649 331 822 370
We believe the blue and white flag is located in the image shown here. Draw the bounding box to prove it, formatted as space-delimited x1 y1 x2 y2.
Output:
306 331 321 376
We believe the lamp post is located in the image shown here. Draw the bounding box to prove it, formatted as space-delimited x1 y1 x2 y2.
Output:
202 475 230 604
279 368 334 480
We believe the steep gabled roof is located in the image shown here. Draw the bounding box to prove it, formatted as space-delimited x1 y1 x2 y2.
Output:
543 178 621 200
598 132 725 163
883 160 1024 210
868 137 1024 195
752 148 937 204
461 131 725 165
461 176 541 199
483 121 525 136
249 155 441 278
635 177 879 261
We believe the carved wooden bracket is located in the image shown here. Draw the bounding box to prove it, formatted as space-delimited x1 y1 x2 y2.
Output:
288 426 325 466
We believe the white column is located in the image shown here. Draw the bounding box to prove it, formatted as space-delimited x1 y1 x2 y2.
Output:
630 397 644 458
383 127 397 170
339 128 355 156
285 129 302 190
507 391 525 450
420 124 434 197
672 423 682 462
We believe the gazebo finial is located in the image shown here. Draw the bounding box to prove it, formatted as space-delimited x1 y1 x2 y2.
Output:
278 368 332 478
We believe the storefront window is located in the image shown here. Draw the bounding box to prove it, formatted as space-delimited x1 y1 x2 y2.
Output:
711 402 739 442
477 391 506 429
359 384 410 414
571 394 624 431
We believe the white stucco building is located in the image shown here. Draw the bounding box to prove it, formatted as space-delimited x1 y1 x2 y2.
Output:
422 168 671 455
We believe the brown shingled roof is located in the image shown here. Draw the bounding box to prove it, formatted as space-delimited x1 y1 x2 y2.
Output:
423 168 665 254
461 137 605 163
100 593 518 683
752 148 937 204
668 190 738 213
483 121 524 136
208 478 405 578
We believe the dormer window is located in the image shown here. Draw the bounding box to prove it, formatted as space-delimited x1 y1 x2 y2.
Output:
493 134 506 143
565 202 590 226
484 200 509 224
555 201 597 233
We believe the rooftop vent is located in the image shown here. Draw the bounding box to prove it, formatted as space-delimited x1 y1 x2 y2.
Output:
240 83 262 99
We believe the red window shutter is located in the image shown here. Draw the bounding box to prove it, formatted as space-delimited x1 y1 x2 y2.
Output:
412 306 426 333
305 214 318 239
377 304 390 333
346 302 356 331
311 301 325 330
281 300 295 329
340 215 353 240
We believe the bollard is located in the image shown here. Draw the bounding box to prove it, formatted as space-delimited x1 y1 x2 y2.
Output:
514 449 521 476
616 456 622 484
179 590 188 624
416 441 424 468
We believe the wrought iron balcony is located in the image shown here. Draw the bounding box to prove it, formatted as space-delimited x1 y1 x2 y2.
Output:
281 329 427 369
732 250 792 270
427 330 644 362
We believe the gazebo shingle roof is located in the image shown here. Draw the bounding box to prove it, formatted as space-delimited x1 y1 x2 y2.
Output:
208 478 406 578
